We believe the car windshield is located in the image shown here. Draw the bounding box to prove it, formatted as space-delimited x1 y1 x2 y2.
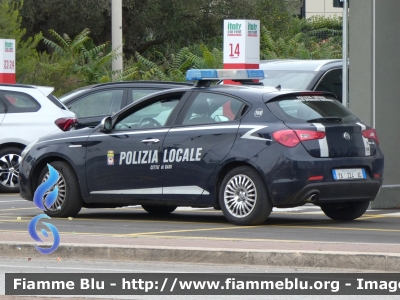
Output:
260 70 316 90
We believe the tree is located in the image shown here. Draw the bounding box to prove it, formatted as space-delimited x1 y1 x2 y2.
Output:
40 28 139 95
0 0 42 83
17 0 298 59
134 44 223 81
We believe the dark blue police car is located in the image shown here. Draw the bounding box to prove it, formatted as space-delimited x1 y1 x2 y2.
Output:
19 69 384 226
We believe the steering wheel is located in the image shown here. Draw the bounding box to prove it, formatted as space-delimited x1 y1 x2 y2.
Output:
116 123 131 129
139 117 161 128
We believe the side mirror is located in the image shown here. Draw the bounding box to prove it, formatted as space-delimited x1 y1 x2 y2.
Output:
100 116 112 132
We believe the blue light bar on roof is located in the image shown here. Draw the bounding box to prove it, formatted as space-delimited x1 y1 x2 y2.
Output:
186 69 265 81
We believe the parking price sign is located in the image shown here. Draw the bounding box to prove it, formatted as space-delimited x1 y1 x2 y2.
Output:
0 39 16 84
223 19 260 70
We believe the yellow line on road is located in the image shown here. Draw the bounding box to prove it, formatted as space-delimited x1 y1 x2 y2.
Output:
124 226 252 236
270 224 400 232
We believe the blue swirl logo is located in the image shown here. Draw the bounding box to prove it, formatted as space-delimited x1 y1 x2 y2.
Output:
28 164 61 254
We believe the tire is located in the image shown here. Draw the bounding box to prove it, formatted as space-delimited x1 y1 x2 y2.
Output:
38 161 82 218
219 166 272 226
142 205 177 214
0 147 22 193
321 200 370 221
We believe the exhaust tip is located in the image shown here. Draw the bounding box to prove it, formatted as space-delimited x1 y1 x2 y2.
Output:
305 193 318 203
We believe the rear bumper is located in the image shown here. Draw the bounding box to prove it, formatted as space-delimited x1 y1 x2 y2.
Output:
256 143 384 207
271 179 382 207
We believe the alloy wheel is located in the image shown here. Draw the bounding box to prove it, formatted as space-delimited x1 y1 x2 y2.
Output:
0 154 21 188
224 174 257 218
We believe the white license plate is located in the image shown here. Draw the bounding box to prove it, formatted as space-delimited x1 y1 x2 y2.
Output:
332 168 366 180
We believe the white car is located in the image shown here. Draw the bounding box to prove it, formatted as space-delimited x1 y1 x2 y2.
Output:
0 84 77 193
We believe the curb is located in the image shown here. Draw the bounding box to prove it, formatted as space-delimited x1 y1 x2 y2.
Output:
1 242 400 272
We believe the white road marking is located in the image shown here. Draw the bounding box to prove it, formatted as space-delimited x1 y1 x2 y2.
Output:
0 200 27 203
380 212 400 217
0 264 184 273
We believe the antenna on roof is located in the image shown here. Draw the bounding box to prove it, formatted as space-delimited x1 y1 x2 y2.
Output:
186 69 265 87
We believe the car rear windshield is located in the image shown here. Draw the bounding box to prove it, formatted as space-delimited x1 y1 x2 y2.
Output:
260 70 316 90
266 95 359 123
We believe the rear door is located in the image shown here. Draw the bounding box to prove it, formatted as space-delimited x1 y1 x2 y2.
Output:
160 91 247 201
266 94 377 158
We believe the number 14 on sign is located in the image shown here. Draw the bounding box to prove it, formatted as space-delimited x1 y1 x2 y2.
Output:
229 43 240 57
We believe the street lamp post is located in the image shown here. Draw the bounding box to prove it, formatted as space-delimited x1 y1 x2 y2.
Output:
342 0 349 108
112 0 123 81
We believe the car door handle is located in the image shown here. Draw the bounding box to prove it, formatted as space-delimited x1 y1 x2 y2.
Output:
141 138 160 144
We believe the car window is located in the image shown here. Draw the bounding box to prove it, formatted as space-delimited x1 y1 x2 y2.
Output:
115 98 180 130
131 89 163 104
315 69 342 101
260 70 316 90
266 95 358 123
0 92 40 113
68 89 124 118
0 101 5 113
183 92 244 125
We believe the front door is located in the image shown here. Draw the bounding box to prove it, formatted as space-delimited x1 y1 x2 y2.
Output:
86 92 187 200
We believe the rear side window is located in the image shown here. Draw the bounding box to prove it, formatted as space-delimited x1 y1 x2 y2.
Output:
266 95 358 123
182 92 245 125
0 101 5 113
314 69 342 101
68 89 124 118
0 91 40 113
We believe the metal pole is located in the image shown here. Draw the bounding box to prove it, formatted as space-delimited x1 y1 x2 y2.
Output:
112 0 123 81
342 0 348 107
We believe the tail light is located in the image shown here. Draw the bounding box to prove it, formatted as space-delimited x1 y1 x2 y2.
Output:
362 128 379 144
55 118 77 131
273 129 325 147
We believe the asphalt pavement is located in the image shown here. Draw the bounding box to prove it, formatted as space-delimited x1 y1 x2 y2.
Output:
1 193 400 272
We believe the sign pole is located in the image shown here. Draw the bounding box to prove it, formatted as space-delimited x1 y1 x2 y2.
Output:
342 0 349 107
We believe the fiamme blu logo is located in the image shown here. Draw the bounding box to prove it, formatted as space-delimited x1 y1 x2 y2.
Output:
28 164 60 254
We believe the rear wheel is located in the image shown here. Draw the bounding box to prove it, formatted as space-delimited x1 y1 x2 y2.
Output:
38 161 82 218
320 200 370 220
0 147 22 193
142 205 177 214
219 166 272 226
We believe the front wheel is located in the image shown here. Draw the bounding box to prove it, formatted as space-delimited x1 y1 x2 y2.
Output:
320 201 370 220
38 161 82 218
142 205 177 214
219 166 272 226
